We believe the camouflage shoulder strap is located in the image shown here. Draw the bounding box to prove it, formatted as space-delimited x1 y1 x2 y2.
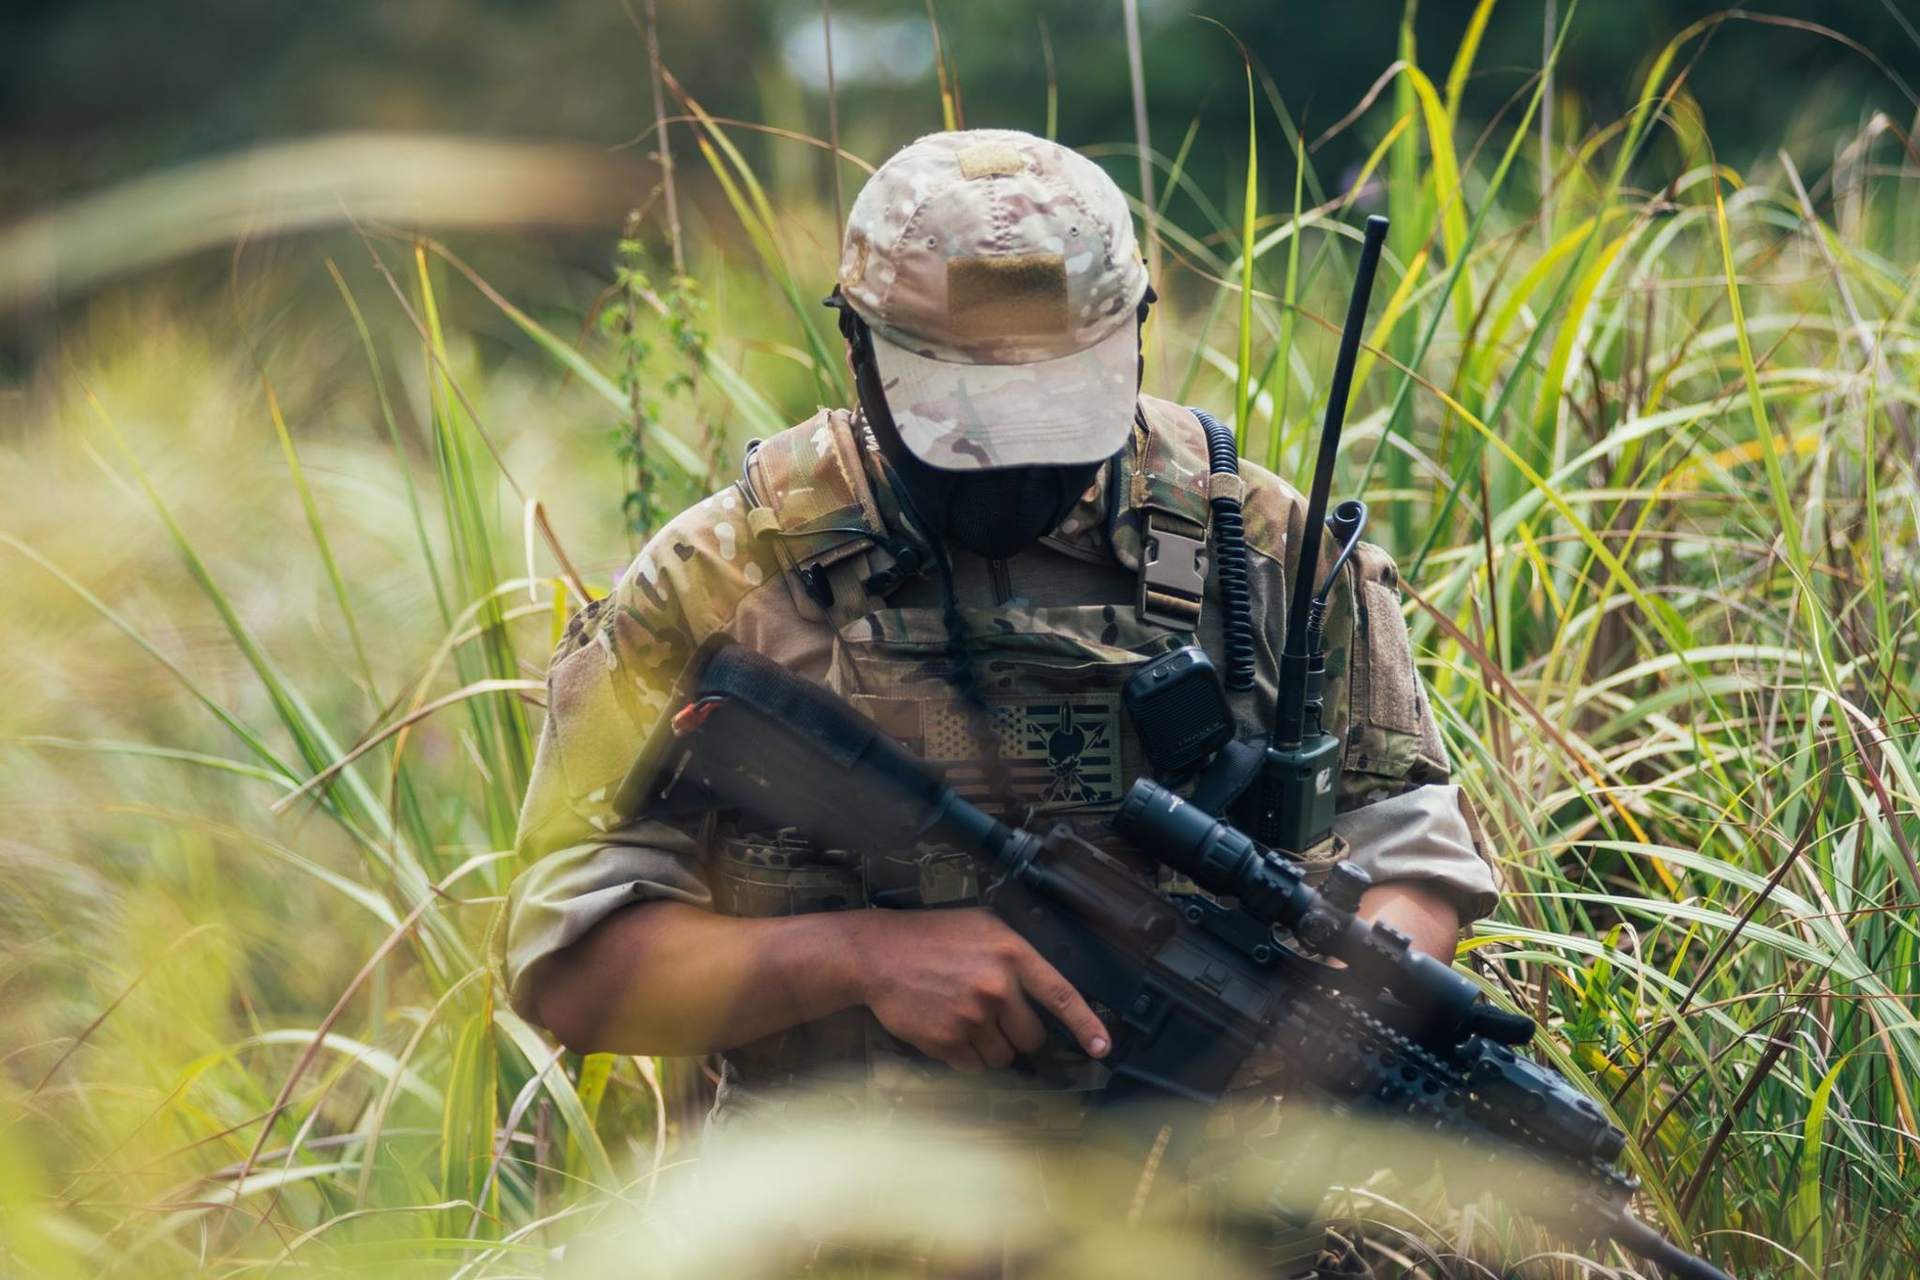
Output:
1117 395 1217 631
740 408 899 630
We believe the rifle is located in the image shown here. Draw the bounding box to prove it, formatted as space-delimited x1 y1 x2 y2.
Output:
659 640 1733 1280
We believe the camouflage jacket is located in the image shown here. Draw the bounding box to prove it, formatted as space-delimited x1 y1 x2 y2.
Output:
500 395 1498 1109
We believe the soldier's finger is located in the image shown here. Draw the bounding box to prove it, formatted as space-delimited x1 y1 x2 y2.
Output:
999 993 1048 1054
970 1025 1018 1070
1012 949 1110 1059
931 1037 986 1074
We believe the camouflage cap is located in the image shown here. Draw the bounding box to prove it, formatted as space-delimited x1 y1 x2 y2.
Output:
839 129 1148 470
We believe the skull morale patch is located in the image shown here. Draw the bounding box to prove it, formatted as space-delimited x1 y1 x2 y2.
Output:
924 694 1123 810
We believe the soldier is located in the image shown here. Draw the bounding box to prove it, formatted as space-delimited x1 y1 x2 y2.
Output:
501 128 1497 1195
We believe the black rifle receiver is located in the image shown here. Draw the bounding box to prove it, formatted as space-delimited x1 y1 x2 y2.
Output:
1228 214 1389 858
660 642 1735 1280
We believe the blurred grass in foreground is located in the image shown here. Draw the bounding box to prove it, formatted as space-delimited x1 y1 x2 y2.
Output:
2 5 1919 1276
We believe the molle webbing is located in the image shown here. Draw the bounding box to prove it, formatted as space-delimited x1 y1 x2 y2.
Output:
740 409 894 626
742 409 885 573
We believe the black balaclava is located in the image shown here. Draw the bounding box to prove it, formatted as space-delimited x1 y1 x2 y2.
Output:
833 292 1149 560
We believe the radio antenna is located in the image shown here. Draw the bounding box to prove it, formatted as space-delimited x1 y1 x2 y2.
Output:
1273 215 1388 749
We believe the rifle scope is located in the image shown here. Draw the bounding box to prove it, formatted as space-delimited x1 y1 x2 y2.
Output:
1118 777 1314 922
1117 777 1534 1051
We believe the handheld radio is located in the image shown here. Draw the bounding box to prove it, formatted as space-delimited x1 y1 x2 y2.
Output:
1122 215 1391 860
1239 215 1390 857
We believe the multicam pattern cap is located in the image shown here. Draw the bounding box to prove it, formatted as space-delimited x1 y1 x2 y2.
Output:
839 129 1148 470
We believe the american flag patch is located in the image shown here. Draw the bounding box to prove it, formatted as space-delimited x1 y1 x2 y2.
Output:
922 694 1124 810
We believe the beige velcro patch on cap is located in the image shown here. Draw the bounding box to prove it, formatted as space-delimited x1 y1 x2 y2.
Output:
957 143 1027 179
947 253 1069 339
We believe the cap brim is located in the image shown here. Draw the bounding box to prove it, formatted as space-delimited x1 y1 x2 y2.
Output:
869 321 1137 471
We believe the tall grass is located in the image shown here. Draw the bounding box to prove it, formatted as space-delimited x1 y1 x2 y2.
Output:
2 7 1918 1276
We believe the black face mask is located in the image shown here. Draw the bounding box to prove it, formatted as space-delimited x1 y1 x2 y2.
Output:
920 455 1098 560
837 300 1115 560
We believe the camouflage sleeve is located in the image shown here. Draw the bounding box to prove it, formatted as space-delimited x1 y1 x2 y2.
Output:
496 489 762 1022
1323 541 1499 921
496 572 707 1019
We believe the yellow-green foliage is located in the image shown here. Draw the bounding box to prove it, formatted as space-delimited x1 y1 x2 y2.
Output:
2 10 1917 1277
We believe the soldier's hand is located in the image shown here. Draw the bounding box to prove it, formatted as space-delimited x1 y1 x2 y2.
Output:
843 907 1110 1073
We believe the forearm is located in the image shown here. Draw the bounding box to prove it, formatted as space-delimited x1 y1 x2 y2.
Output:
530 901 1112 1071
530 901 865 1055
1357 879 1461 962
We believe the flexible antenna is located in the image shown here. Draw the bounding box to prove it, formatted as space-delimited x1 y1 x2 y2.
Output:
1273 215 1388 748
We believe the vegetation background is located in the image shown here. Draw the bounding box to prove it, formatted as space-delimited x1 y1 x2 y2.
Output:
1 0 1917 1275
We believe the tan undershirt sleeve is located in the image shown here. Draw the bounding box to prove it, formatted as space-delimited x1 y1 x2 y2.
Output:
497 469 810 1030
500 819 712 1022
1331 783 1499 922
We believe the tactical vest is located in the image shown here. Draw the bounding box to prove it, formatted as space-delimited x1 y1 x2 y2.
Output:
704 396 1237 1119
